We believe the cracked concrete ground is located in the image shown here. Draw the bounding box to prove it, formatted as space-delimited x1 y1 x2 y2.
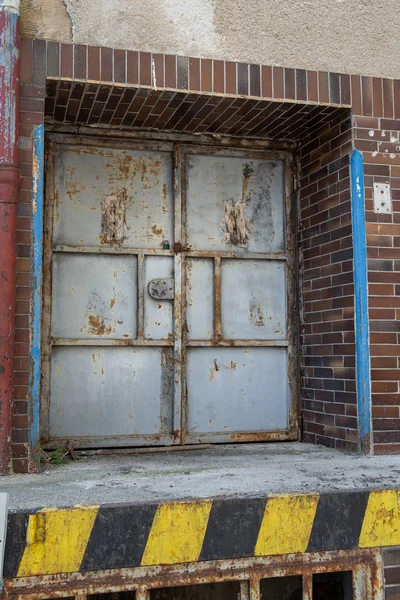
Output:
2 443 400 510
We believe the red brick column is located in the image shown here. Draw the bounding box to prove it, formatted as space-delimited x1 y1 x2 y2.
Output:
299 112 358 450
352 76 400 453
13 39 45 473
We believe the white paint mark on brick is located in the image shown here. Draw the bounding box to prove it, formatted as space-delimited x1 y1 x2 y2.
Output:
151 57 157 91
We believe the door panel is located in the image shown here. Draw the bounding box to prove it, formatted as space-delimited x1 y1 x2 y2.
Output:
53 145 173 249
51 254 137 339
49 346 173 439
221 260 286 340
186 347 289 436
186 258 214 341
185 154 285 253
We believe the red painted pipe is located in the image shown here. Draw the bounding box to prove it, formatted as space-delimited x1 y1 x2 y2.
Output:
0 1 20 474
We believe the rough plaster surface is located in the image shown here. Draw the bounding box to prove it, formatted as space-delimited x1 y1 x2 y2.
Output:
20 0 72 41
20 0 400 79
3 443 400 510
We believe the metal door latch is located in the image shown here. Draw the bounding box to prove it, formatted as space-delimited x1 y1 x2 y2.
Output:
148 279 174 300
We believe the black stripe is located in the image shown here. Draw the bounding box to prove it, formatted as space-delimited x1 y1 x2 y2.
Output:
81 503 158 571
3 512 30 578
200 498 266 561
307 491 369 552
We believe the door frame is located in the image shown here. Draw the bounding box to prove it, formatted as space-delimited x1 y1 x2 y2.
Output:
41 131 299 449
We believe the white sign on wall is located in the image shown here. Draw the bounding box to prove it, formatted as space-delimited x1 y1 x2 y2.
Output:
373 182 392 214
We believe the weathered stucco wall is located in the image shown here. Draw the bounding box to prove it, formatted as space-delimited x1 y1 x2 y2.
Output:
20 0 400 82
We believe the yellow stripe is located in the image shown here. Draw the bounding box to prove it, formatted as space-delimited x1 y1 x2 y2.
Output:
255 494 319 556
141 501 212 566
18 505 99 576
359 490 400 548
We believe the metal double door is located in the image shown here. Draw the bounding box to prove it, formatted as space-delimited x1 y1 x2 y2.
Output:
42 136 297 448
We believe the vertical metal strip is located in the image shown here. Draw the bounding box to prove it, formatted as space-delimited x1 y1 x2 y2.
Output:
370 549 385 600
214 256 222 343
240 581 250 600
39 140 55 444
174 254 183 443
353 564 373 600
302 573 313 600
249 578 261 600
285 154 299 439
40 141 57 441
173 144 183 443
137 253 145 339
28 124 44 468
350 149 372 455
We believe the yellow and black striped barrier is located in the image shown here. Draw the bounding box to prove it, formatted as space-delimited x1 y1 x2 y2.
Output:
4 489 400 578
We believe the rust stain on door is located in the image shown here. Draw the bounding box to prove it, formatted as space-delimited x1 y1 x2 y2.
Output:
100 189 128 245
223 163 254 248
87 314 113 336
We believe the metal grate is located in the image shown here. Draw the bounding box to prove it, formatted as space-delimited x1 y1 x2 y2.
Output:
3 549 384 600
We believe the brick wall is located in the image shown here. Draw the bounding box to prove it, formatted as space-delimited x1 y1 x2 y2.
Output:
383 547 400 599
13 39 356 472
298 112 358 450
354 112 400 455
13 39 45 473
11 37 400 472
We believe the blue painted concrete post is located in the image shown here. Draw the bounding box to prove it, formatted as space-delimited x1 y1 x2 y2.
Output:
28 125 44 470
351 149 372 455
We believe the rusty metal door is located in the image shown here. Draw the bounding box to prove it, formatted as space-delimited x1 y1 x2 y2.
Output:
181 146 297 444
42 136 296 448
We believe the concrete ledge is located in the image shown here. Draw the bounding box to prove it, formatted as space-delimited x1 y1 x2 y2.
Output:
3 443 400 510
